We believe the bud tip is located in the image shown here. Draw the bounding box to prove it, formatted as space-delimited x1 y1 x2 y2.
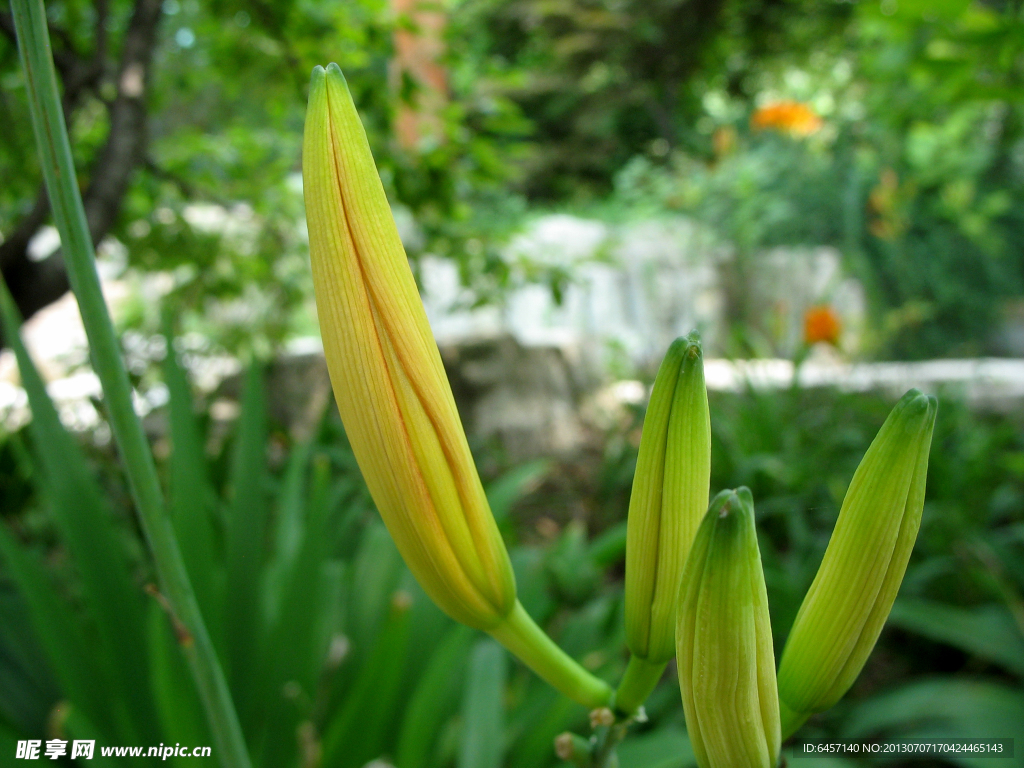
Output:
554 734 574 760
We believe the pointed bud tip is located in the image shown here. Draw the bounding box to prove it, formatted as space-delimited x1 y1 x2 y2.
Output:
310 63 349 93
668 331 703 362
900 387 936 411
709 486 754 520
308 67 328 106
325 62 349 88
893 389 938 432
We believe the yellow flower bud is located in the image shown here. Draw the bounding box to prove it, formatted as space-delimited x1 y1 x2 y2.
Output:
303 64 611 709
303 63 515 631
625 333 711 663
777 389 937 737
676 488 780 768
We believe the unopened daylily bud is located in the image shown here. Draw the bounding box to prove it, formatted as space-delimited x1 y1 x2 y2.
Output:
624 332 711 664
777 389 937 737
303 64 610 709
304 63 515 631
676 488 780 768
554 733 591 766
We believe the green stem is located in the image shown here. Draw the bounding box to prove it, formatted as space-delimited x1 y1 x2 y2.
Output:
613 655 666 716
490 601 612 709
779 698 809 742
8 3 251 767
590 721 627 768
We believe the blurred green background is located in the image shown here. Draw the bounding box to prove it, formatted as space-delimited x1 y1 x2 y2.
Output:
1 0 1024 766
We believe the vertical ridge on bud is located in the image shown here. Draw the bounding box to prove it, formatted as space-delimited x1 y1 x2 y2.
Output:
303 63 515 630
304 64 611 709
676 488 780 768
777 390 937 737
624 332 711 664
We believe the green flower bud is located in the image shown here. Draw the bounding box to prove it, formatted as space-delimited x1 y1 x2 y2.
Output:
676 488 780 768
625 332 711 665
777 389 937 737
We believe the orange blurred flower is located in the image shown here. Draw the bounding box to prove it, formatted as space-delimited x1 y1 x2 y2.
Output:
751 101 823 137
804 305 842 346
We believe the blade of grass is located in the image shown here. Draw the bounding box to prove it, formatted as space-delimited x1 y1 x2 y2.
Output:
0 578 61 735
0 720 20 764
0 286 155 743
164 328 220 635
148 601 210 756
0 525 113 736
616 727 696 768
888 597 1024 677
485 460 550 529
7 3 249 765
267 439 314 590
224 363 268 728
349 523 403 659
458 639 507 768
255 453 334 768
843 678 1024 751
396 625 475 768
507 691 582 768
62 704 127 768
321 593 413 768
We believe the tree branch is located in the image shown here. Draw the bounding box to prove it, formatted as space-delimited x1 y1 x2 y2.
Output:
1 0 162 324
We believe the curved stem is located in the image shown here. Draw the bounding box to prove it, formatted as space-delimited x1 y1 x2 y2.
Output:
780 698 809 742
489 601 612 709
613 655 666 716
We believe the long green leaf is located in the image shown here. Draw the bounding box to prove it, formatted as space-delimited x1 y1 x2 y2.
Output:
843 678 1024 766
62 703 129 768
255 453 335 768
265 439 315 609
321 595 413 768
458 640 507 768
164 330 220 638
0 577 60 735
0 526 112 737
396 625 475 768
148 601 210 765
0 287 154 742
224 363 269 726
888 597 1024 677
0 719 21 765
506 690 580 768
348 523 403 658
7 2 250 763
617 726 696 768
485 460 550 528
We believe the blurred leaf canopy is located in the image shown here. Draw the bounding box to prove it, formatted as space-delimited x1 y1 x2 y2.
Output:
1 0 1023 357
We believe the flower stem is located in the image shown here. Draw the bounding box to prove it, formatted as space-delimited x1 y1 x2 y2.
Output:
590 720 628 768
780 699 809 741
490 601 612 709
613 655 666 716
8 2 250 766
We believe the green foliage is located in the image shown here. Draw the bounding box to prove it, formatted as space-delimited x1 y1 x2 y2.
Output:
0 0 527 353
0 341 626 767
450 0 851 200
5 0 1020 358
3 352 1024 765
601 1 1024 358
